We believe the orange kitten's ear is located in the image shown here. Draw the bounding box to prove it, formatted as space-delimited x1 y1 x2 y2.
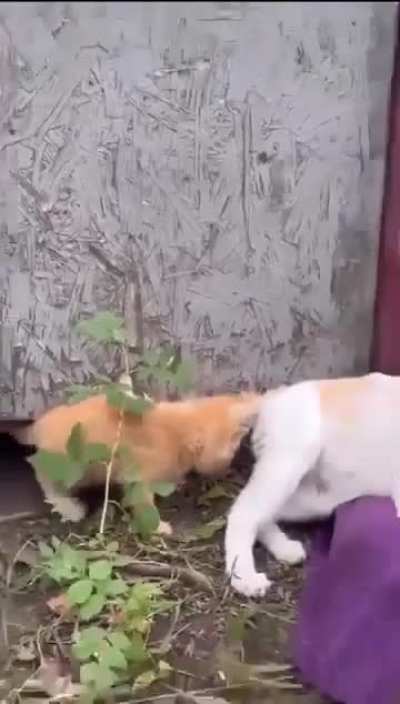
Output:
230 395 262 432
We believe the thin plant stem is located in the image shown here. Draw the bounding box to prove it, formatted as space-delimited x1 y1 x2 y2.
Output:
99 410 124 535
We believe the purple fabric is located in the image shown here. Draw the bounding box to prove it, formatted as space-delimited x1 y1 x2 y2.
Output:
293 497 400 704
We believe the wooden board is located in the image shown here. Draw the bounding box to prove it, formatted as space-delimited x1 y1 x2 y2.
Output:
0 2 396 418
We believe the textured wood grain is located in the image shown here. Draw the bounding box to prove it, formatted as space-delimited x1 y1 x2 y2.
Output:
0 2 396 418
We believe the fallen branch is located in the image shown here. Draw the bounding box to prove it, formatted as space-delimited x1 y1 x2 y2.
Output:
0 511 37 525
0 679 302 702
124 561 214 594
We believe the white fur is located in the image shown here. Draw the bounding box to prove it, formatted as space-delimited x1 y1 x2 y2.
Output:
225 373 400 597
34 472 87 522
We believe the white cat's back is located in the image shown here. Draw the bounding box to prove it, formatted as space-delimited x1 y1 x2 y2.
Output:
253 372 400 503
252 379 321 460
318 373 400 495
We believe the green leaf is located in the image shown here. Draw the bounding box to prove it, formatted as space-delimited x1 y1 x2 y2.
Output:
77 312 126 344
66 384 105 404
150 366 172 385
66 423 85 462
89 560 112 581
130 581 162 606
106 385 153 415
198 484 233 505
133 504 160 538
117 447 143 481
226 606 255 644
124 632 148 663
125 615 149 633
73 626 106 660
120 464 143 485
106 541 119 552
171 360 194 392
124 482 151 506
38 541 53 559
189 517 226 542
80 662 116 691
148 481 176 498
83 443 111 464
79 592 107 621
105 578 128 597
135 366 153 385
132 669 158 691
60 545 87 575
140 349 162 367
116 445 134 465
28 450 85 488
67 579 93 605
158 660 172 678
44 544 88 583
98 642 127 670
107 632 132 652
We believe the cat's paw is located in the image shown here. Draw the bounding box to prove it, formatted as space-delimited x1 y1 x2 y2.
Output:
230 571 271 598
273 539 306 565
156 520 173 537
49 497 87 523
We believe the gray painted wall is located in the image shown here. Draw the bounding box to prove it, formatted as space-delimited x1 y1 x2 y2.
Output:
0 2 397 418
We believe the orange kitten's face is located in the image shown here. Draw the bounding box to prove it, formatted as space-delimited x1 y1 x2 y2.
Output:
194 393 262 475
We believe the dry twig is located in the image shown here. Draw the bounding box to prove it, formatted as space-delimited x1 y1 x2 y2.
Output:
124 561 214 593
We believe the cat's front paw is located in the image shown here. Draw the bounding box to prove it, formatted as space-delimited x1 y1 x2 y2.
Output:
274 539 306 565
49 497 87 523
230 571 271 598
156 520 173 537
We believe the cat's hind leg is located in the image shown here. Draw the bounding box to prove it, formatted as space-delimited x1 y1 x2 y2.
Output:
34 471 86 522
257 522 306 564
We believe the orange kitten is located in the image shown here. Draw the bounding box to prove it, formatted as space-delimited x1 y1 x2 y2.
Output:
15 392 262 524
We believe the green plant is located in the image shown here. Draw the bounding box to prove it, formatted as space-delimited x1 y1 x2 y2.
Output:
39 539 174 700
39 539 127 621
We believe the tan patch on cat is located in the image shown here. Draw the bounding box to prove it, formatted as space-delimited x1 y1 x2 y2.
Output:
319 374 378 424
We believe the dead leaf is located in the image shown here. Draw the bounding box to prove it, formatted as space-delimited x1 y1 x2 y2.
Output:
15 544 40 568
46 593 73 619
215 647 291 686
197 484 234 506
12 637 37 662
39 656 74 699
226 606 255 644
185 517 226 542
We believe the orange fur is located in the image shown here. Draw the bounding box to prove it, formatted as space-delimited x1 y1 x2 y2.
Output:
319 376 376 423
18 392 262 499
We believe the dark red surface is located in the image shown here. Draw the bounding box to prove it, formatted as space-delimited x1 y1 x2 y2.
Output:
371 13 400 373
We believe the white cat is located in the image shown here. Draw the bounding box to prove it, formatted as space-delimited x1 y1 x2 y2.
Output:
225 372 400 598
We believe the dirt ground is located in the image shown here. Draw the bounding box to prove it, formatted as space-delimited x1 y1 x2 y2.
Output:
0 443 328 704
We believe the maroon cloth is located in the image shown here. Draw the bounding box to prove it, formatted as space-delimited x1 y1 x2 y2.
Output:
293 497 400 704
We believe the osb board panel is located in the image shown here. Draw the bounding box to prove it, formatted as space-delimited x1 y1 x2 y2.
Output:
0 2 396 418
